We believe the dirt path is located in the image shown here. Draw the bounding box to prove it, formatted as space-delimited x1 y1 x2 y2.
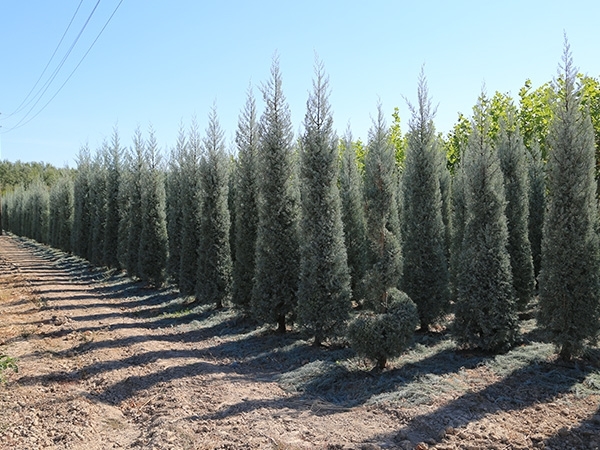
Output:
0 234 599 450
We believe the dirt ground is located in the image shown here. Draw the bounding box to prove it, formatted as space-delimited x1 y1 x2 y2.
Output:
0 234 599 450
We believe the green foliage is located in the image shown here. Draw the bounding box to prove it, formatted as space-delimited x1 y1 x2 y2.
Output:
444 112 471 172
449 166 466 301
389 107 407 168
538 43 600 359
232 88 260 312
339 130 367 298
195 108 232 308
401 73 450 329
0 354 18 383
348 289 418 369
518 79 555 155
251 56 300 332
454 99 519 353
297 60 351 345
137 128 168 287
496 110 535 309
0 160 71 195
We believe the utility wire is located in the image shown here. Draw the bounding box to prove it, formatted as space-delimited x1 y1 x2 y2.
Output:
5 0 103 130
2 0 85 120
4 0 124 133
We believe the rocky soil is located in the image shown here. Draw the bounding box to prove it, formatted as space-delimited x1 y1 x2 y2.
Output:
0 234 599 450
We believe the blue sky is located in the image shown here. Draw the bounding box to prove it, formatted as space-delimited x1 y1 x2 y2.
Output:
1 1 599 167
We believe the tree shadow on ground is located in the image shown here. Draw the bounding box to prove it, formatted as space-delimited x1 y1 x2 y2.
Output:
370 354 600 445
544 402 600 449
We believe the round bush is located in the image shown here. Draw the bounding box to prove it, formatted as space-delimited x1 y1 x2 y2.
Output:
348 289 418 369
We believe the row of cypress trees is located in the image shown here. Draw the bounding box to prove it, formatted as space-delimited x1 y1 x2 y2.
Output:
2 44 598 363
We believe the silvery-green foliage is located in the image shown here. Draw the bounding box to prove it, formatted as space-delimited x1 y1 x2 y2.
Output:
251 56 300 332
195 107 232 308
348 106 417 368
362 105 402 305
49 175 74 252
527 141 545 281
125 129 145 278
339 130 367 299
137 127 168 287
89 146 108 266
103 128 123 269
297 60 351 345
454 103 518 352
232 88 260 312
539 42 600 359
496 111 535 309
347 289 418 369
165 124 186 284
401 73 450 329
72 146 92 260
178 120 203 296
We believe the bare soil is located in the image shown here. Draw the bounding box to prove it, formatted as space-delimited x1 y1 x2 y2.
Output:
0 234 599 450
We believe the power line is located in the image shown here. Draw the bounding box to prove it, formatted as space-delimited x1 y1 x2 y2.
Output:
2 0 85 120
6 0 125 133
5 0 103 130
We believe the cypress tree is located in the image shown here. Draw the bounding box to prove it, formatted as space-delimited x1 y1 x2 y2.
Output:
232 88 260 312
348 106 418 369
538 42 600 359
117 150 132 270
72 145 93 260
339 130 367 299
89 147 108 266
165 124 187 284
49 175 74 252
195 108 233 308
178 120 203 296
496 110 535 309
297 61 351 346
252 56 300 333
103 128 123 269
28 179 50 244
454 103 518 352
527 141 545 281
401 73 450 329
138 127 168 286
125 129 145 278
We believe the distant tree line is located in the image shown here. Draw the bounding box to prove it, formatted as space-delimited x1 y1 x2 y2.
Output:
2 42 599 364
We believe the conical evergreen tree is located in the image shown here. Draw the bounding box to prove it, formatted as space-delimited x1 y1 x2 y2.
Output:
89 146 108 266
165 124 187 284
195 108 233 308
49 175 74 252
72 145 93 260
138 127 168 286
125 128 145 278
103 128 123 269
297 61 351 346
232 88 260 312
348 106 418 369
117 150 132 270
178 120 203 296
252 56 300 332
496 110 535 309
339 130 367 300
401 73 450 329
28 179 50 244
454 102 518 352
539 42 600 359
527 141 545 282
